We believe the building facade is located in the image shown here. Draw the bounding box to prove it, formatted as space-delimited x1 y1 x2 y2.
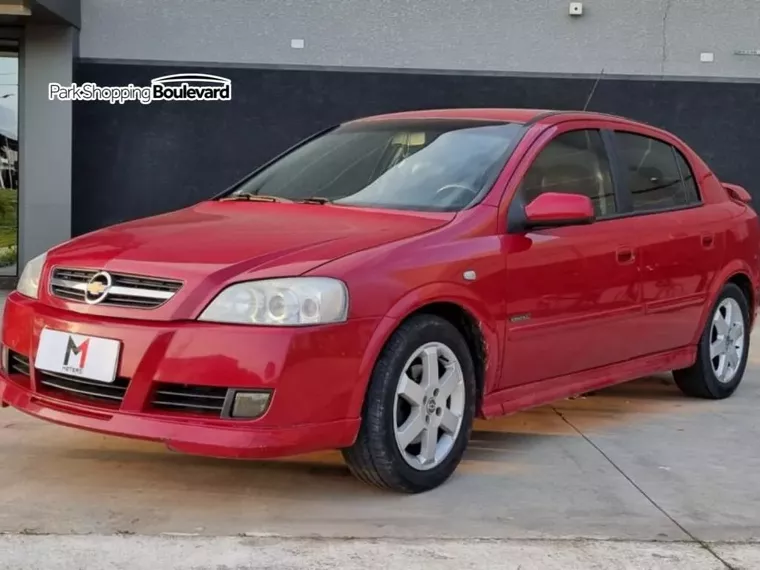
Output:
3 0 760 282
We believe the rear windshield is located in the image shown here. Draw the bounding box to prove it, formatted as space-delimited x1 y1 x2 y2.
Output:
225 119 524 212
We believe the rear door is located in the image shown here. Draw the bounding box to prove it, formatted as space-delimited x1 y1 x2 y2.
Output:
610 129 725 354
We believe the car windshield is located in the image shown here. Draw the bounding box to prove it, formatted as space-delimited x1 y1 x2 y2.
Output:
224 119 524 212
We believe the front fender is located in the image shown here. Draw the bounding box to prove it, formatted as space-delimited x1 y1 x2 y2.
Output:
346 282 502 419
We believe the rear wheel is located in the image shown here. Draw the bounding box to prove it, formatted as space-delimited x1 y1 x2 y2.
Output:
342 315 476 493
673 283 750 399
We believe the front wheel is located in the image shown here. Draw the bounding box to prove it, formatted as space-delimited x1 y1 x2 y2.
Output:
674 283 750 399
342 315 476 493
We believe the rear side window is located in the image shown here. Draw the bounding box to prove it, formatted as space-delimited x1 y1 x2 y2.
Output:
614 132 701 212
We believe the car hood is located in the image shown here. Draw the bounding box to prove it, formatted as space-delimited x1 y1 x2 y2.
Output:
48 201 454 284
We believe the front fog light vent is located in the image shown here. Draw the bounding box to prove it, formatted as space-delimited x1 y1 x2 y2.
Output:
229 391 271 419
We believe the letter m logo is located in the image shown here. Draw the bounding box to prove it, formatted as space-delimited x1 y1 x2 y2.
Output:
64 336 90 368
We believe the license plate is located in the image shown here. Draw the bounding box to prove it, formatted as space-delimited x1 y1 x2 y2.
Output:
34 329 121 384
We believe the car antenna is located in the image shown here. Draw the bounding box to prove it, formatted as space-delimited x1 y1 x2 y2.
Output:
582 68 605 111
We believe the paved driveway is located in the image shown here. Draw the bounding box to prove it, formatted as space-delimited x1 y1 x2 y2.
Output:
2 292 760 568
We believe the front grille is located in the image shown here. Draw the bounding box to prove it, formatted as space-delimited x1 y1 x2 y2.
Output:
50 268 183 309
37 370 129 406
8 352 30 376
151 383 229 416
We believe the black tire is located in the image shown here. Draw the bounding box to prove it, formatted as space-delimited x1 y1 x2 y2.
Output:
342 314 476 493
673 283 750 399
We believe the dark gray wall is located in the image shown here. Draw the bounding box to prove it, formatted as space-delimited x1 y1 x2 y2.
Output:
72 61 760 236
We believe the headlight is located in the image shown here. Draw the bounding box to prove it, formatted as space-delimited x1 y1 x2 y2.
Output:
198 277 349 326
17 252 46 299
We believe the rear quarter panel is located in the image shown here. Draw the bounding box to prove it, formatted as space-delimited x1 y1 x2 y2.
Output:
691 201 760 343
680 142 760 339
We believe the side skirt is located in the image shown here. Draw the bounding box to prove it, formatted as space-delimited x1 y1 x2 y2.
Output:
480 346 697 419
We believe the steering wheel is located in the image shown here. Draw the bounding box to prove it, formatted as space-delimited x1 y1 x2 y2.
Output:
434 183 477 199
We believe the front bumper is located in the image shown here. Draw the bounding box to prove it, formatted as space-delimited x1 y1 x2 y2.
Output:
0 292 378 458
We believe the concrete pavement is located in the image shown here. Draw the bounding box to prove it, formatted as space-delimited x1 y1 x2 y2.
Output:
0 535 747 570
2 291 760 568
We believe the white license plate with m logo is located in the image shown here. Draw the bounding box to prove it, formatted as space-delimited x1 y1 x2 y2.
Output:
34 329 121 384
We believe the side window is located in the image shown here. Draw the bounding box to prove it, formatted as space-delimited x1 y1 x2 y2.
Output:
519 130 616 217
614 132 700 212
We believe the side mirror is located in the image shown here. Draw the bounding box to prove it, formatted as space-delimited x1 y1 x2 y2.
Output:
524 192 595 228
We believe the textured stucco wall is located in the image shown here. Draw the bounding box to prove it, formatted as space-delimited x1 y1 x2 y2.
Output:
78 0 760 79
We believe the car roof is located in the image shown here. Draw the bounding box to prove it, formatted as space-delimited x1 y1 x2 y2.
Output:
350 108 652 130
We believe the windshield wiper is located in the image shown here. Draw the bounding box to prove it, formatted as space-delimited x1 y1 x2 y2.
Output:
219 193 293 203
298 197 333 204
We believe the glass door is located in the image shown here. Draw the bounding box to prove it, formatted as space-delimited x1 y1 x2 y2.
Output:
0 41 17 277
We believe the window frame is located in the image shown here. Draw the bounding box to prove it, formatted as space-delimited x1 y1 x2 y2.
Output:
606 128 704 218
503 120 708 234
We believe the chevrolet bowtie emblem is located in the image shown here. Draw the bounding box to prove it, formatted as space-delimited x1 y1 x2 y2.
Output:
86 281 107 296
84 271 113 304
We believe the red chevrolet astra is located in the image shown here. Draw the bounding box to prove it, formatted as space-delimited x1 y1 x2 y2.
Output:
1 109 758 493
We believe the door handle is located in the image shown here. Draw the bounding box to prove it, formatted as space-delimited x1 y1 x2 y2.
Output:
701 234 715 249
616 248 636 265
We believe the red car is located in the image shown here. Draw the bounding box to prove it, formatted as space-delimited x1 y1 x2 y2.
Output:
1 108 758 493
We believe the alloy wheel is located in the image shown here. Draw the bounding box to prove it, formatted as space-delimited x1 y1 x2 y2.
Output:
392 342 466 471
710 297 745 384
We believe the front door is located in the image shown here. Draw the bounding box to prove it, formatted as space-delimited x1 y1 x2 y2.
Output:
500 127 645 388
